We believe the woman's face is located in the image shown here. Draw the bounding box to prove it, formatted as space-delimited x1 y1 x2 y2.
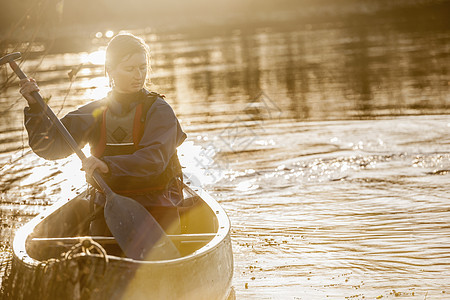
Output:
108 52 147 94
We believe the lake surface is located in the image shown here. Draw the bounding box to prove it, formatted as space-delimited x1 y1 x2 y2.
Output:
1 6 449 299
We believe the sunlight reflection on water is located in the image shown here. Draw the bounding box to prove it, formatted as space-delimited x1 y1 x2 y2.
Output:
0 11 449 299
81 50 106 66
80 77 110 100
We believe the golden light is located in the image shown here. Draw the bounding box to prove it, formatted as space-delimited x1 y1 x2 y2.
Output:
105 30 114 38
178 141 225 186
81 49 106 65
81 77 110 100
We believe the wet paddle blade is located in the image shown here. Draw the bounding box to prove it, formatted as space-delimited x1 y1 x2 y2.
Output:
104 193 180 260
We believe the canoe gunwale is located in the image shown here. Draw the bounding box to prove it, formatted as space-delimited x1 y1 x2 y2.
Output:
13 185 231 267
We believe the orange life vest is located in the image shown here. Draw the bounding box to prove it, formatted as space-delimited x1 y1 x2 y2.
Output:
90 92 182 194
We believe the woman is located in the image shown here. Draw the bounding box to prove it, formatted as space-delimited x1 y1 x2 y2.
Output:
19 33 187 240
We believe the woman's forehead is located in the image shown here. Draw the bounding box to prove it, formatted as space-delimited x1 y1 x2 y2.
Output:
119 52 147 66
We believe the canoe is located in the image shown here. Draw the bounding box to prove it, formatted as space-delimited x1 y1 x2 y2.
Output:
5 183 234 300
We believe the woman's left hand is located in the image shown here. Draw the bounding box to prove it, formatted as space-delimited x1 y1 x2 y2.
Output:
82 156 109 175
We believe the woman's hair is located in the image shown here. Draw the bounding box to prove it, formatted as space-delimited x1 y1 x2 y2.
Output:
105 33 151 84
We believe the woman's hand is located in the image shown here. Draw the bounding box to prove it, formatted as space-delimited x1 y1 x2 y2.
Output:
82 156 109 176
19 78 39 105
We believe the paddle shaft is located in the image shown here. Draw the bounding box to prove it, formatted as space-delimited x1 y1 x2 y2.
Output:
5 53 181 260
9 60 112 196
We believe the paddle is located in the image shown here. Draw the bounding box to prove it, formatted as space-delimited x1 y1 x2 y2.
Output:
1 52 180 260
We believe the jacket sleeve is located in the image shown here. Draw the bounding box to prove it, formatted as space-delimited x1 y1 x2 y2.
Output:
24 102 100 160
101 98 187 181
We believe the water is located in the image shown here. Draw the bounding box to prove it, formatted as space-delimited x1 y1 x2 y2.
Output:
218 116 450 299
1 5 450 299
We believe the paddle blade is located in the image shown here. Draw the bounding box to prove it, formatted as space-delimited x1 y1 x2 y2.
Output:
104 193 180 260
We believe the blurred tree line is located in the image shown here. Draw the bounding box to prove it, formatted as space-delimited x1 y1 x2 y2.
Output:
0 0 448 60
1 0 448 39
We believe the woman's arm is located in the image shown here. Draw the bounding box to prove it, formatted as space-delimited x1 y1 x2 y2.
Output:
24 100 102 160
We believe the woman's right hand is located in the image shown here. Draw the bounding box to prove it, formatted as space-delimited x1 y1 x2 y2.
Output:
82 156 109 176
19 78 39 105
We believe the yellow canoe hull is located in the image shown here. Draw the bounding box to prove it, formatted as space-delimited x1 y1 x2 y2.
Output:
9 186 234 300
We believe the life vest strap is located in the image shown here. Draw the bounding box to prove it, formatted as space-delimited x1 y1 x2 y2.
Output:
88 91 182 193
92 109 107 158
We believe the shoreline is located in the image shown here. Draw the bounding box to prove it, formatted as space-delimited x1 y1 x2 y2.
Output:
1 0 448 55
